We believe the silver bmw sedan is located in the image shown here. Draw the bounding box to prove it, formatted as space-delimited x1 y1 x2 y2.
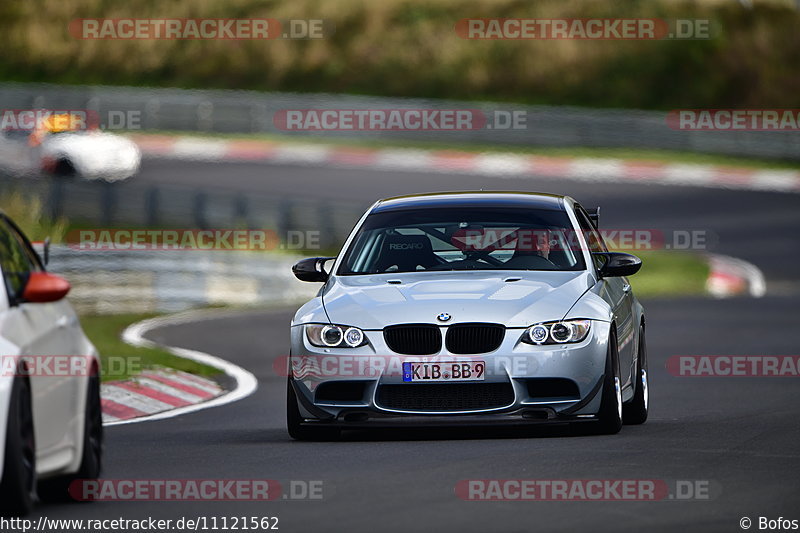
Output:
288 191 648 440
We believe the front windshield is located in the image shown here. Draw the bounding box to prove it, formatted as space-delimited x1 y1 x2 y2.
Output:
338 206 586 275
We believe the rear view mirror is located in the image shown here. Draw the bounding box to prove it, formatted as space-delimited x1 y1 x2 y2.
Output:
593 252 642 278
292 257 335 282
22 272 71 303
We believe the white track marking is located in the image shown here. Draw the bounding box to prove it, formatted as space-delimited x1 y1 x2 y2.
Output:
749 170 800 192
134 135 800 193
706 254 767 298
271 144 332 164
103 309 259 426
102 385 176 413
568 158 626 182
474 153 531 176
373 149 432 171
133 377 206 403
141 369 221 395
170 138 230 160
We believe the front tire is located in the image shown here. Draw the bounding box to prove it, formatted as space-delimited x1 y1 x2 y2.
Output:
286 377 339 441
623 324 649 425
0 377 37 516
76 373 103 480
53 158 76 178
596 330 623 435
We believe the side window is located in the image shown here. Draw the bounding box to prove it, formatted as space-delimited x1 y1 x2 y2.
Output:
0 219 39 304
574 205 608 270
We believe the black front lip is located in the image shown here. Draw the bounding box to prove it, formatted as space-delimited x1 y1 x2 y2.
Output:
290 374 605 427
302 408 598 428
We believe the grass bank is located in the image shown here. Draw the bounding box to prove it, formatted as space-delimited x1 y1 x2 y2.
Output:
626 251 709 298
79 313 221 382
1 0 799 109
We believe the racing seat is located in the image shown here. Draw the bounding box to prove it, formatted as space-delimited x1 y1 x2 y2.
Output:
374 234 439 272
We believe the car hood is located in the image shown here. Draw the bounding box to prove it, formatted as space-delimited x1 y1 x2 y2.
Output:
321 270 595 329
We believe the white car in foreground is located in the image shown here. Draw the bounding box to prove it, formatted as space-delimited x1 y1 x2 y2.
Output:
0 213 102 516
0 113 140 181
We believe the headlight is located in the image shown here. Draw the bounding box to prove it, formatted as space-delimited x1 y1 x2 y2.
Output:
306 324 368 348
521 320 591 345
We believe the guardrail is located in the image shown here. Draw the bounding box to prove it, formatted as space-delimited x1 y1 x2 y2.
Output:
0 168 352 314
2 82 799 161
0 167 335 313
0 171 366 250
48 245 317 314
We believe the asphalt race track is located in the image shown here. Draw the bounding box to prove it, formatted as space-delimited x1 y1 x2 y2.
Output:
34 157 800 532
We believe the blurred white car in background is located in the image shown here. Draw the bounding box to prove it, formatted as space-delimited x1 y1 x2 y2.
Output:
0 112 140 181
0 213 102 516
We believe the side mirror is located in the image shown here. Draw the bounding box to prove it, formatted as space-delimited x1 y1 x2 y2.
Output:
292 257 335 282
593 252 641 278
22 272 71 303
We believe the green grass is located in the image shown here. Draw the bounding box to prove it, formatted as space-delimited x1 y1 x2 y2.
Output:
0 189 69 242
626 251 710 298
2 0 798 110
79 313 221 382
138 130 800 171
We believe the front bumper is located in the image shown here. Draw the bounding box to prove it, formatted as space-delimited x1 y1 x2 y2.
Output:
288 321 612 427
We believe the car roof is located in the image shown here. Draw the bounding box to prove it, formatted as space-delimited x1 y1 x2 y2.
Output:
372 191 568 213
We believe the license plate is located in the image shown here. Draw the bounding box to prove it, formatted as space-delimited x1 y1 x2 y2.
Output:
402 361 485 382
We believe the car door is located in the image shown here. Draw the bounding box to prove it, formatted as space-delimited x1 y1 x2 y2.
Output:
574 205 636 388
0 217 82 469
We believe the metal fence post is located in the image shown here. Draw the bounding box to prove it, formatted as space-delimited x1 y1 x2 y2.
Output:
194 191 208 229
47 177 64 221
145 187 159 226
233 193 249 228
277 199 291 242
317 199 335 251
101 181 117 225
